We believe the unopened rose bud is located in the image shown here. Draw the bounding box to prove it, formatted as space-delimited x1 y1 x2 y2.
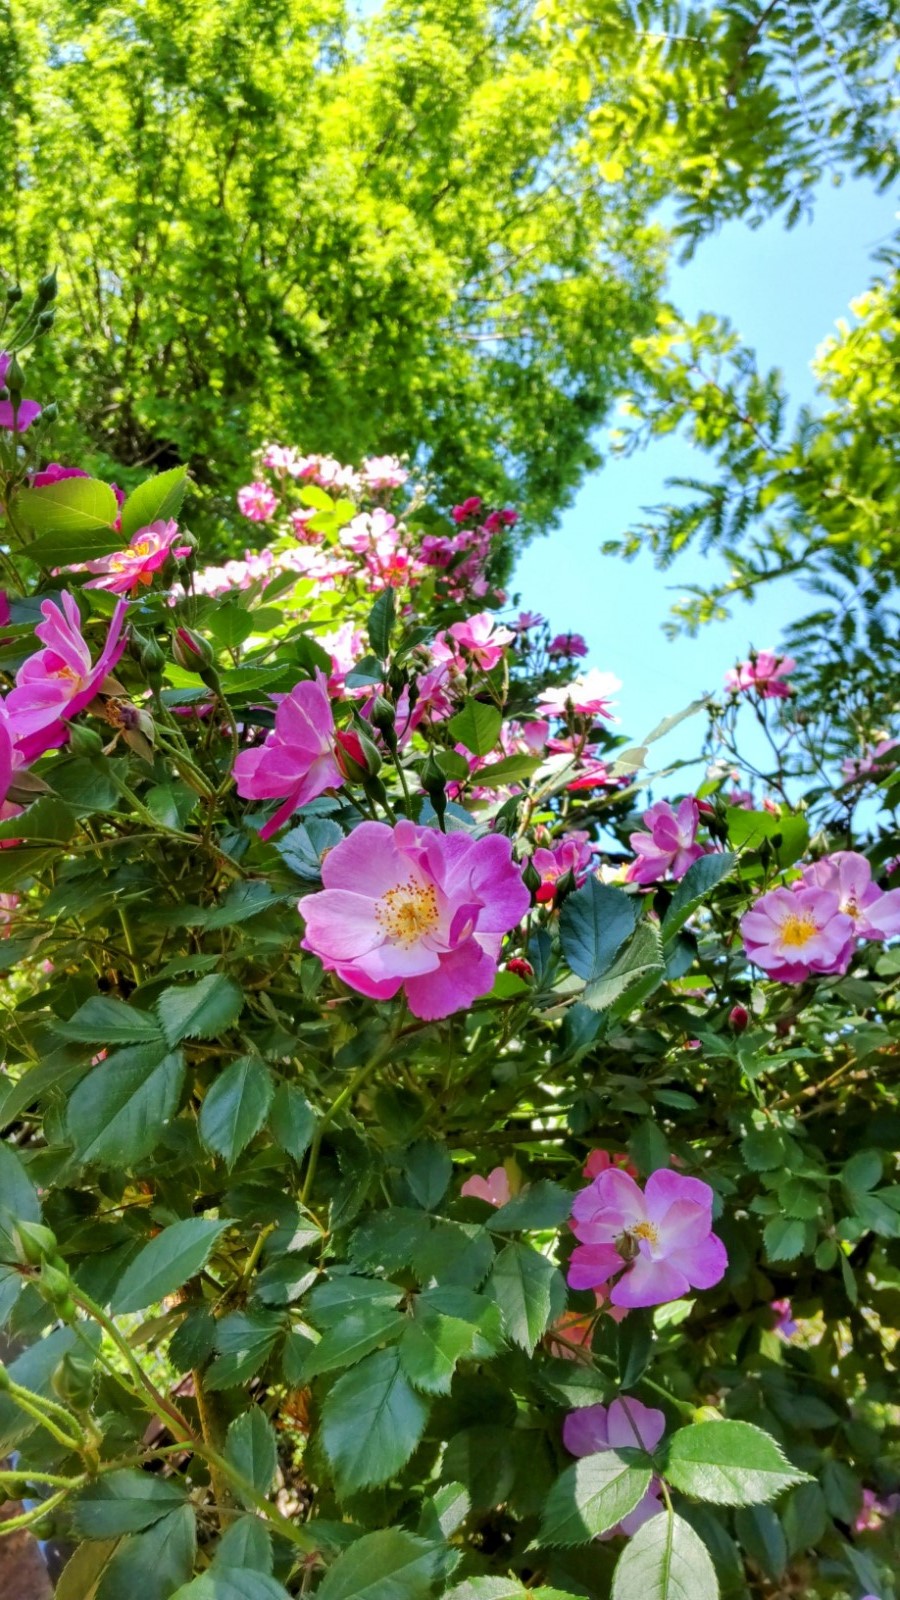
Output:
36 308 55 333
140 636 166 676
507 957 534 980
691 1406 723 1424
172 626 215 672
37 269 58 306
421 754 448 824
335 726 382 782
522 858 542 897
39 401 59 424
5 284 22 305
4 354 24 398
39 1259 71 1305
729 1004 750 1032
14 1220 58 1265
68 723 104 757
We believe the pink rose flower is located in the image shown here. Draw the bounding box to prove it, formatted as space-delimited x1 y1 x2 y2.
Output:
84 520 189 595
237 482 278 522
771 1298 798 1339
514 611 544 632
0 353 41 431
801 851 900 941
532 832 594 903
724 650 795 699
537 669 621 719
461 1166 511 1206
447 612 514 671
7 593 128 752
548 632 589 659
563 1399 665 1535
740 884 854 982
583 1149 638 1181
232 672 343 841
30 464 89 488
362 455 408 490
451 496 483 525
261 445 305 476
299 819 530 1020
483 507 518 532
568 1167 727 1308
841 738 899 785
625 798 705 885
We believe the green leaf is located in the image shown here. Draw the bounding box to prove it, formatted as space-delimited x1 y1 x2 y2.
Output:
302 1307 406 1378
308 1276 405 1326
663 1421 808 1506
72 1470 188 1538
268 1084 317 1163
487 1181 572 1234
559 879 639 982
214 1518 273 1575
16 476 118 541
97 1508 196 1600
56 1541 122 1600
733 1505 786 1580
661 852 737 940
763 1216 807 1262
199 1057 273 1165
112 1218 232 1313
841 1149 882 1193
583 920 664 1012
448 699 502 757
474 753 543 786
0 1141 40 1261
725 807 808 868
399 1292 502 1396
403 1140 452 1210
205 1311 283 1390
315 1530 443 1600
368 586 397 658
119 465 190 539
224 1407 278 1501
445 1583 528 1600
321 1346 430 1496
157 975 244 1045
539 1453 653 1546
0 795 77 843
170 1572 291 1600
54 996 163 1046
487 1240 565 1354
67 1046 185 1168
611 1510 718 1600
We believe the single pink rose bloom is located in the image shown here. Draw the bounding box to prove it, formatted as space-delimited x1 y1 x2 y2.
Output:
563 1398 666 1536
84 520 189 595
548 632 589 659
362 454 408 490
801 850 900 941
568 1167 728 1308
461 1166 511 1207
583 1149 638 1181
724 650 795 699
232 672 343 841
626 797 705 885
532 832 594 903
451 496 483 525
8 592 128 744
740 884 854 982
31 463 89 488
537 669 621 719
299 819 530 1020
447 611 515 671
237 481 278 522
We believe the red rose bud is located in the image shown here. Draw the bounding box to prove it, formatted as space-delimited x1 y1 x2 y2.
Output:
507 957 533 980
696 799 716 818
729 1003 750 1032
535 881 556 904
172 626 215 672
335 726 382 782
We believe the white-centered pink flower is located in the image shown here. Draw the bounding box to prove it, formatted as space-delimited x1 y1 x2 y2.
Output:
84 520 189 595
232 673 343 841
536 669 621 719
8 593 128 750
740 884 853 983
724 650 795 700
569 1167 727 1308
447 612 514 671
237 482 278 522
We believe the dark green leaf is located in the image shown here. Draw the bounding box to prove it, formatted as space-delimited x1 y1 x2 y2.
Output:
368 587 396 659
199 1057 273 1165
487 1181 572 1234
559 880 639 982
661 852 737 940
321 1347 429 1496
205 1312 283 1390
315 1530 443 1600
214 1518 273 1575
487 1241 565 1354
97 1507 196 1600
448 700 502 758
268 1084 317 1163
157 975 243 1045
54 996 162 1046
583 922 664 1012
403 1140 453 1210
170 1572 291 1600
302 1307 406 1378
112 1218 232 1313
67 1046 185 1168
72 1470 188 1538
224 1407 278 1501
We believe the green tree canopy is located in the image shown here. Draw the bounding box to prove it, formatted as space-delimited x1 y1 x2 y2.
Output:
2 0 897 544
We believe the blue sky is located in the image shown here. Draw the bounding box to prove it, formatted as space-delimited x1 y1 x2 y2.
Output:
512 178 898 769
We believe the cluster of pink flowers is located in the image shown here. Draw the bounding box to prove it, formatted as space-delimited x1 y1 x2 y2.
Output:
450 496 517 535
568 1166 727 1308
626 797 706 885
740 850 900 983
563 1399 665 1535
299 820 530 1020
532 831 595 903
725 650 795 700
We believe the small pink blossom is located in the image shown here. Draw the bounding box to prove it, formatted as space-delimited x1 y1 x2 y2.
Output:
626 798 705 885
447 612 514 671
299 820 530 1020
30 464 89 488
237 482 278 523
569 1167 727 1308
232 672 343 841
725 650 795 700
84 521 189 595
771 1298 798 1339
0 353 41 431
514 611 544 632
461 1167 511 1206
532 832 594 903
537 669 621 720
8 593 128 752
740 884 853 982
261 445 305 476
548 632 589 659
362 455 408 491
583 1149 638 1181
841 738 899 785
801 851 900 941
451 496 483 525
563 1399 665 1535
483 507 518 532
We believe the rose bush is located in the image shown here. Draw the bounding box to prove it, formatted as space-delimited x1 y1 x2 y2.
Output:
0 291 897 1600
